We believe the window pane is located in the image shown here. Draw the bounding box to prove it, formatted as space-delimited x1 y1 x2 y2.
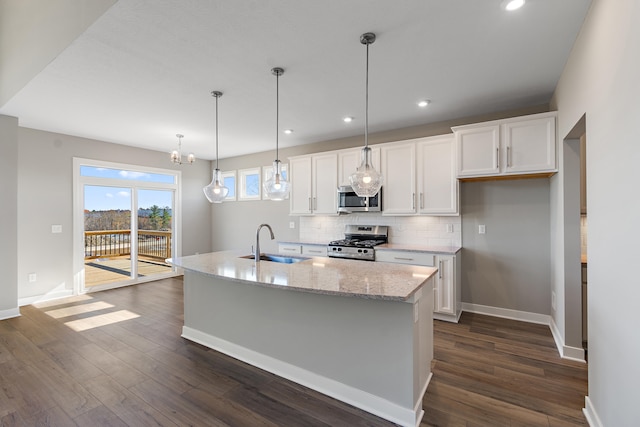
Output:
246 173 259 196
80 166 175 184
224 176 236 199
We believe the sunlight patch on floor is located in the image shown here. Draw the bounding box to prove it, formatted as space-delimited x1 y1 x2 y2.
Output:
45 301 115 319
64 310 140 331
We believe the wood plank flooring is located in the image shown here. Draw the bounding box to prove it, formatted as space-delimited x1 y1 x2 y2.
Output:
0 277 588 426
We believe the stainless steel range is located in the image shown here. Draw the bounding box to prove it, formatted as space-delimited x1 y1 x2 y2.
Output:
327 225 388 261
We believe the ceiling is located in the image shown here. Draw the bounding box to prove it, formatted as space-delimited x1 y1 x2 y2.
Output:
1 0 591 160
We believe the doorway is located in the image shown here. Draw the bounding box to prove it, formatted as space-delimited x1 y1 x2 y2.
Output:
74 159 181 292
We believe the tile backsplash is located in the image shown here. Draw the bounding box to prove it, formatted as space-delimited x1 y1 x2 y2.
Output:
299 214 461 247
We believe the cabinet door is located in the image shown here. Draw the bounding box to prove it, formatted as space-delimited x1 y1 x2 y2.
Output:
338 147 381 186
434 255 455 315
456 125 500 177
312 153 338 214
279 243 302 255
289 156 313 215
381 143 416 215
502 116 556 174
417 136 458 215
302 244 327 257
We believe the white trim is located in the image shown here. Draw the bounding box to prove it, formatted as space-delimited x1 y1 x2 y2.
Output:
462 302 550 324
18 289 74 307
182 326 424 427
221 170 237 201
549 317 586 362
433 311 462 323
583 396 603 427
238 167 261 200
0 307 20 320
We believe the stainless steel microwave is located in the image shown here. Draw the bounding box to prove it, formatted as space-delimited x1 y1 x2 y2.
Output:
336 185 382 213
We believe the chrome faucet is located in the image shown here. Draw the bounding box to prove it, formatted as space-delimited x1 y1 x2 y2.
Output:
255 223 275 262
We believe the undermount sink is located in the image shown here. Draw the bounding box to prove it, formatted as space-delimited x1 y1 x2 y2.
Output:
239 254 310 264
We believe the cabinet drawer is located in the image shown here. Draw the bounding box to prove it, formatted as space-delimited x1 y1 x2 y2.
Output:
375 250 435 266
302 245 327 257
278 244 302 255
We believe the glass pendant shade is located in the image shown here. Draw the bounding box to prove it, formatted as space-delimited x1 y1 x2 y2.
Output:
203 168 229 203
349 146 382 197
263 159 290 200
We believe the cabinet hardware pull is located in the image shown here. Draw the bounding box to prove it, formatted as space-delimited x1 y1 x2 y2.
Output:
496 147 500 169
420 193 424 209
507 145 511 168
394 257 414 261
412 193 415 210
308 197 312 211
309 250 321 253
439 260 442 279
313 197 317 210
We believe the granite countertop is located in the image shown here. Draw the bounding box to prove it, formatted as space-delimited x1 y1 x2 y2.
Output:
168 250 436 302
375 243 462 255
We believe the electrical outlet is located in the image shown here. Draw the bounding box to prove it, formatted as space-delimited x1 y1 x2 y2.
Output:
28 273 37 283
51 224 62 233
446 224 453 233
479 224 486 234
551 291 556 310
289 221 295 229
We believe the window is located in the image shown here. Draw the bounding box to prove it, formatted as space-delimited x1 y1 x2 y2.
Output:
80 166 175 184
222 171 236 201
239 168 261 200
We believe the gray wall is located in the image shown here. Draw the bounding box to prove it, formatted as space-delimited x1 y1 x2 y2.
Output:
550 0 640 424
461 179 551 315
16 126 212 301
0 116 18 314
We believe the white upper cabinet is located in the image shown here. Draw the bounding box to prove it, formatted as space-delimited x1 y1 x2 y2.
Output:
289 153 337 215
417 136 458 215
381 142 417 215
337 147 381 186
454 112 557 179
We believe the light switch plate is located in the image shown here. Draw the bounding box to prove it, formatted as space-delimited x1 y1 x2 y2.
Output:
289 221 295 229
478 224 486 234
52 224 62 233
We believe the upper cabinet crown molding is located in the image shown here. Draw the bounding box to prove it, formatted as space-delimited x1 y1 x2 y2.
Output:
453 111 557 180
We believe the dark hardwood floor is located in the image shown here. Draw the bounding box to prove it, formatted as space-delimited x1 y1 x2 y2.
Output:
0 277 587 426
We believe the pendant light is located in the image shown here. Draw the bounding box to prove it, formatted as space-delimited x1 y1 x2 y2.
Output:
349 32 383 197
263 67 290 201
203 91 229 203
170 134 195 165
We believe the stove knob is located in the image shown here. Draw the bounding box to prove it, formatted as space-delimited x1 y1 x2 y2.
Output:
363 249 368 254
337 248 342 252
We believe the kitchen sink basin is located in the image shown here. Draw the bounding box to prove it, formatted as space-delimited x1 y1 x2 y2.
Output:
239 254 310 264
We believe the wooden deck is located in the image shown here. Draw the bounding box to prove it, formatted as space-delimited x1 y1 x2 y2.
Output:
84 256 172 287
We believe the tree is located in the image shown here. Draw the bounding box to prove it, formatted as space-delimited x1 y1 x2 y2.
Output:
149 205 161 230
161 206 171 229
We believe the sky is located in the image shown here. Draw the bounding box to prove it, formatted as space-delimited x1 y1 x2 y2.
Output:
82 166 174 211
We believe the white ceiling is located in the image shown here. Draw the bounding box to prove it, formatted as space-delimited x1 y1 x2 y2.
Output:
1 0 591 160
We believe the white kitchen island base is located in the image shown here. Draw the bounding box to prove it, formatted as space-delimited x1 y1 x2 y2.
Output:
181 271 434 427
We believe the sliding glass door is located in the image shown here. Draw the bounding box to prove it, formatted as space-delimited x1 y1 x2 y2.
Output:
75 160 180 292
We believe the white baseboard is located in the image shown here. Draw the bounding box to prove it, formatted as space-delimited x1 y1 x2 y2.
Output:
0 307 20 320
462 302 550 324
549 317 586 363
583 396 603 427
183 326 424 427
18 289 74 307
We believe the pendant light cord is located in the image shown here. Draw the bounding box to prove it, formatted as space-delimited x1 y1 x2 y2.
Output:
215 95 219 170
365 41 369 149
276 71 280 161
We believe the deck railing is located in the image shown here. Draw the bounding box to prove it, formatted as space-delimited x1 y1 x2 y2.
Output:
84 230 172 261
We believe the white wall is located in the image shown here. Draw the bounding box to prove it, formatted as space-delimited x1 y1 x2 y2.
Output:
15 125 212 302
0 116 19 317
550 0 640 424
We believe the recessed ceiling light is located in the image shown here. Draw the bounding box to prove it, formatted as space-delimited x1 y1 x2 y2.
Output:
502 0 525 11
417 100 431 108
343 116 354 123
284 129 293 134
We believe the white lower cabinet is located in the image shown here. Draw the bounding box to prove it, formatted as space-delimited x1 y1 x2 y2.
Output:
376 249 461 322
301 244 327 257
278 243 302 255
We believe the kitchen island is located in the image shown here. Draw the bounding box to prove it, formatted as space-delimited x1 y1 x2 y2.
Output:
169 250 436 427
